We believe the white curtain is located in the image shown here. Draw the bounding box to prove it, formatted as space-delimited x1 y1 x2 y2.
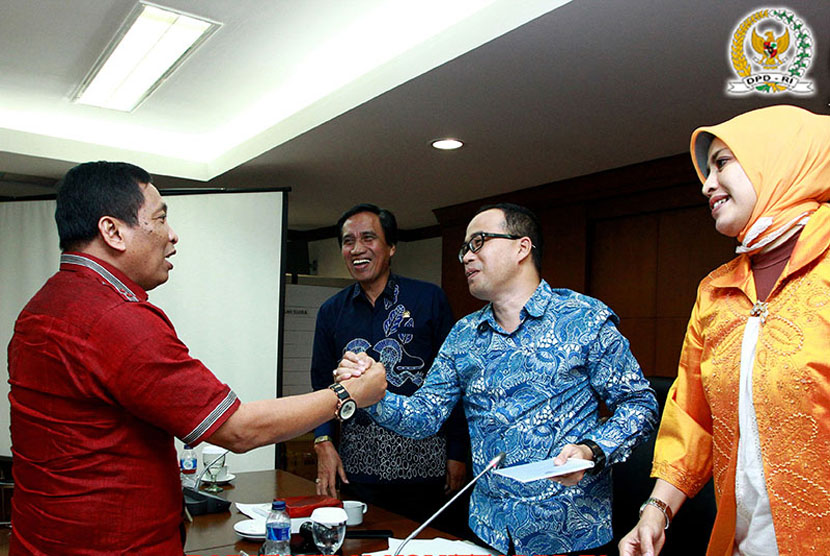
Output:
0 200 62 458
0 191 285 472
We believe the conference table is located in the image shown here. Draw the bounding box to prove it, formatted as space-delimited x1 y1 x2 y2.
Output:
184 470 455 555
0 470 458 554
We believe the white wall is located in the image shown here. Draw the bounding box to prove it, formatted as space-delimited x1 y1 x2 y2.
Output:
153 191 283 473
308 236 443 285
282 284 343 397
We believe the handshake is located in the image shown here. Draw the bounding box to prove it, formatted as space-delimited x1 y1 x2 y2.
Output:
336 351 387 408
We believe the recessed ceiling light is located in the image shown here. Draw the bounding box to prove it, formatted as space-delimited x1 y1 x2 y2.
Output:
73 2 220 112
431 138 464 150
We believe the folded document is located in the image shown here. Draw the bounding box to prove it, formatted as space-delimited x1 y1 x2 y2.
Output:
494 457 594 483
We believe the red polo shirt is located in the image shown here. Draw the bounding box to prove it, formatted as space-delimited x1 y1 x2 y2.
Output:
8 253 240 555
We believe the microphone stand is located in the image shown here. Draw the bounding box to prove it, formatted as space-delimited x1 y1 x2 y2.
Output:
183 449 233 517
193 450 230 491
394 452 505 556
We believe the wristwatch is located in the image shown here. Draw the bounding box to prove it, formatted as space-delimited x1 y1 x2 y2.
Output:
577 439 606 474
639 497 673 530
329 383 357 422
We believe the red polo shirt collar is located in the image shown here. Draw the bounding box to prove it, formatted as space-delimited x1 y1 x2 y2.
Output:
60 251 148 303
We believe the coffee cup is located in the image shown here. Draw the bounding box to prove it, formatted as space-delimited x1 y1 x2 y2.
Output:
343 500 367 526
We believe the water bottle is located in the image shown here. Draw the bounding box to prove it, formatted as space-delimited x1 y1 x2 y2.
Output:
179 444 197 488
262 499 291 555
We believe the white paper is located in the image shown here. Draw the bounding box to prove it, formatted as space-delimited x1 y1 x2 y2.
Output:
233 502 310 533
235 502 270 520
364 537 494 556
494 457 594 483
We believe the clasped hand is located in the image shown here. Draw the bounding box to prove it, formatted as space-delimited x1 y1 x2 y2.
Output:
337 351 386 407
334 351 378 381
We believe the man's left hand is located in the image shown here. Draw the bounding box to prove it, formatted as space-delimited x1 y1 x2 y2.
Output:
445 459 466 494
549 443 594 486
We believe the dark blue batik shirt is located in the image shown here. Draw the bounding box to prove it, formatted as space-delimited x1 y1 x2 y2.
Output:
311 274 467 484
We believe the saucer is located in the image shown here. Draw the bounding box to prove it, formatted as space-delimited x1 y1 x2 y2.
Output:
203 473 235 485
233 518 266 540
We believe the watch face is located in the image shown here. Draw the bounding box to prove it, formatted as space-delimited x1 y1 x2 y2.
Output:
340 399 357 420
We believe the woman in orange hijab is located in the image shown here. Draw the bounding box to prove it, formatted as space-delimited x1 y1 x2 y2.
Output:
619 105 830 556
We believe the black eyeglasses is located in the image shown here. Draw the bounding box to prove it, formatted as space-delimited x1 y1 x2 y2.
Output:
458 232 524 262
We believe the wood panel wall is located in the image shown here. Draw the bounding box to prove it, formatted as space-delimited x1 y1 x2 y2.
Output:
433 154 736 377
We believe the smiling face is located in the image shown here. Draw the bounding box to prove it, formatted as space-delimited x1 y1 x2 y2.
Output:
340 211 395 291
702 138 758 238
121 183 179 290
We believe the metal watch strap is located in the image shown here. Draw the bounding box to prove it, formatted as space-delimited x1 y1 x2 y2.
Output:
639 497 673 530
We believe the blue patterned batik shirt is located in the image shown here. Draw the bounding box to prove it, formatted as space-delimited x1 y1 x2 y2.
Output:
366 280 658 554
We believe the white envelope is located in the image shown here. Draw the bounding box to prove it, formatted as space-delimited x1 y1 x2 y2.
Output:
494 457 594 483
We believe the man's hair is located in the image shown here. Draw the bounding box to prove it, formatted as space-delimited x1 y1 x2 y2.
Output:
475 202 543 273
55 161 151 252
336 203 398 246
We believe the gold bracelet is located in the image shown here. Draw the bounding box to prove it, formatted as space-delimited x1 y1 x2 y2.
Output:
313 435 333 445
639 497 673 530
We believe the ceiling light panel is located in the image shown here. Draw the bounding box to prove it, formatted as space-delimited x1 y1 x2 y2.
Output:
74 2 220 112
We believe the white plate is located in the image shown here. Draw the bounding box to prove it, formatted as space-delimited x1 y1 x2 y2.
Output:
202 472 236 484
234 518 266 540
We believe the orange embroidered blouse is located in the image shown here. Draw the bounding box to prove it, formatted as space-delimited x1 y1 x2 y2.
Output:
652 204 830 556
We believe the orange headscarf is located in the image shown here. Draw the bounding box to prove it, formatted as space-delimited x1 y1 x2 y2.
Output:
690 105 830 254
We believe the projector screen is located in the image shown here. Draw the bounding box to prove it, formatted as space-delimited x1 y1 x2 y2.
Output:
0 189 287 473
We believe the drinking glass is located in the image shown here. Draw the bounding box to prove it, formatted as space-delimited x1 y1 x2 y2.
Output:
310 508 348 555
202 450 225 493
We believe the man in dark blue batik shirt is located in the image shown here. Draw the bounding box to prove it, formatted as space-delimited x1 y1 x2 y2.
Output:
310 203 468 523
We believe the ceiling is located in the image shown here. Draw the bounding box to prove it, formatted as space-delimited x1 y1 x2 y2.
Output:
2 0 828 231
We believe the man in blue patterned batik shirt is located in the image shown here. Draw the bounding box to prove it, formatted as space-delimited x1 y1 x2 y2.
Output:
336 203 659 555
310 203 469 525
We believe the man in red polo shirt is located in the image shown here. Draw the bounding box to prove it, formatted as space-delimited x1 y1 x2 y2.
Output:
7 161 385 555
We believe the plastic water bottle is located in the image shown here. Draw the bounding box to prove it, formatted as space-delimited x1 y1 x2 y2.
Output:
179 444 197 488
262 499 291 555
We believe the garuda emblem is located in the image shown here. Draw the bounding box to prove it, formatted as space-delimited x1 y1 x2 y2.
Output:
727 8 813 95
751 27 789 67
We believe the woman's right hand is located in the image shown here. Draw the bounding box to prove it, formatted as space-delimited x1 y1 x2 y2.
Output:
618 506 668 556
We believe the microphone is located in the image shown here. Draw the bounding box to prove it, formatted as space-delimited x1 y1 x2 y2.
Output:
394 451 506 556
